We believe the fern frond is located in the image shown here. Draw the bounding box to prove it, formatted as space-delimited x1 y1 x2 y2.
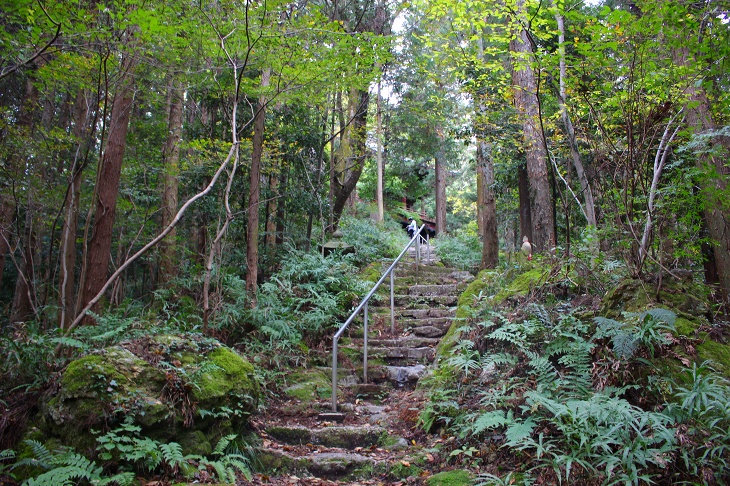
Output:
213 434 238 456
642 308 676 327
160 442 184 467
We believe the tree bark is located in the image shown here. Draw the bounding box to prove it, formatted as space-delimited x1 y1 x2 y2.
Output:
376 80 384 223
477 140 499 268
246 68 270 302
518 163 532 245
78 53 136 321
158 76 184 286
434 129 447 235
330 89 370 231
510 0 555 254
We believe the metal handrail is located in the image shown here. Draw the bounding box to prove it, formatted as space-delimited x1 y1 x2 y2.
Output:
330 224 429 412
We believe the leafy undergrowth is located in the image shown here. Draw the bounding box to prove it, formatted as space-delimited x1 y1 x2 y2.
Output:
421 259 730 486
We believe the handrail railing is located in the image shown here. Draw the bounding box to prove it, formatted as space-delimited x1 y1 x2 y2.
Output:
330 224 429 412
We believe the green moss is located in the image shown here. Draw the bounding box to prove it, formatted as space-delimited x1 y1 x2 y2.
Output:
195 347 258 404
360 262 382 284
61 354 127 397
674 317 700 336
493 267 549 305
697 339 730 377
456 269 499 311
177 429 212 456
427 470 473 485
389 460 423 479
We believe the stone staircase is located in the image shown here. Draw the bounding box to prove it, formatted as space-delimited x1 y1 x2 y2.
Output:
252 244 473 484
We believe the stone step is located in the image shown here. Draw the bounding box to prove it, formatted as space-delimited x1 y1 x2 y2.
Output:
367 346 435 363
409 324 450 338
370 294 459 307
265 424 387 449
352 336 441 348
256 447 381 481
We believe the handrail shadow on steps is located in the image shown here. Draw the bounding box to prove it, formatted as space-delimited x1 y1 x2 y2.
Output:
330 224 430 413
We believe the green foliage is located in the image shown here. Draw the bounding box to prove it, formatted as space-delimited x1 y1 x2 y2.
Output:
230 247 369 349
434 233 482 272
339 215 405 265
15 439 134 486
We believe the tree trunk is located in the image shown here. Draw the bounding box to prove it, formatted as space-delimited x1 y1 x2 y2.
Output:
555 7 597 230
510 0 555 254
78 54 136 321
331 89 370 231
434 130 447 235
518 163 532 245
265 170 279 247
246 68 270 302
673 36 730 302
477 140 499 268
158 77 183 286
376 80 384 223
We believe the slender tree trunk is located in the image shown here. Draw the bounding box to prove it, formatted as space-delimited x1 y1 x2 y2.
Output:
265 170 279 247
0 198 13 286
434 130 447 235
510 0 555 254
246 68 270 302
555 7 597 230
275 170 287 246
79 54 136 321
376 80 384 223
158 77 183 286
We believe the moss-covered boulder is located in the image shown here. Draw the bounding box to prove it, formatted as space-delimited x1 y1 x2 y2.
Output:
40 334 259 454
599 277 710 318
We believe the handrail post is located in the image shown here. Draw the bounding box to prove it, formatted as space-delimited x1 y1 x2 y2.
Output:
390 270 395 334
332 338 338 412
363 301 368 384
426 234 430 263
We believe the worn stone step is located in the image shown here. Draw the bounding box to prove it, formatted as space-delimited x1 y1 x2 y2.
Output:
256 447 380 481
408 324 449 338
368 346 435 363
370 294 459 307
407 283 462 296
351 336 441 348
265 424 387 449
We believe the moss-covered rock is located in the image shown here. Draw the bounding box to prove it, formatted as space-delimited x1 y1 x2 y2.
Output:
493 266 550 305
599 278 709 318
38 334 259 455
427 469 473 485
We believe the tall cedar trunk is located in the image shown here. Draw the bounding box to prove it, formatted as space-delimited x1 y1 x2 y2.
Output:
10 74 41 324
672 28 730 302
158 77 183 285
518 163 532 244
79 54 136 320
434 130 447 235
330 89 369 231
682 67 730 302
477 141 499 268
246 69 270 301
510 0 555 254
